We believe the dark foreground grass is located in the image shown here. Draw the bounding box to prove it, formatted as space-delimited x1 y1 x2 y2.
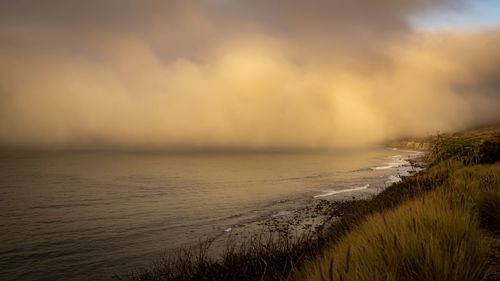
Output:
119 233 319 281
478 188 500 235
118 129 500 281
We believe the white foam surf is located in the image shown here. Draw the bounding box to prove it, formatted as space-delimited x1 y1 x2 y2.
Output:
371 155 410 170
314 184 370 198
371 165 395 170
271 210 294 217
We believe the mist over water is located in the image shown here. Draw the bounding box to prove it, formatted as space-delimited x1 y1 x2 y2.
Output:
0 1 500 150
0 148 417 281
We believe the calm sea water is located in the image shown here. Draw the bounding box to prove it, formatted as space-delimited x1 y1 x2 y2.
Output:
0 148 419 281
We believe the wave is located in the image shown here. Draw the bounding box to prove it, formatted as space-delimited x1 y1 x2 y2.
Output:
371 155 410 170
285 174 322 181
371 165 395 170
313 184 370 198
271 210 294 217
352 167 372 172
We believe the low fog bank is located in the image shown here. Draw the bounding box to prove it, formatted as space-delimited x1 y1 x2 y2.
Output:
0 1 499 150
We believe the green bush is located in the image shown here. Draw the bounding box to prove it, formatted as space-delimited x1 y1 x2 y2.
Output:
429 133 500 165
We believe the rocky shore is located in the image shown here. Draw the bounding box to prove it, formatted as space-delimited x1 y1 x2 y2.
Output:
219 149 429 248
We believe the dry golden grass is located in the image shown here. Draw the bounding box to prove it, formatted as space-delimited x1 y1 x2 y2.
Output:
299 163 500 281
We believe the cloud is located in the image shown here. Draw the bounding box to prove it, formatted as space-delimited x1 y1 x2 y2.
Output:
0 0 498 150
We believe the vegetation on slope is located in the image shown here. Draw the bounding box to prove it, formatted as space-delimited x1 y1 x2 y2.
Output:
300 129 500 281
119 128 500 281
300 163 498 281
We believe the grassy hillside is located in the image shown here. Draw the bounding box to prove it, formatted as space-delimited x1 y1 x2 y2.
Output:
119 128 500 281
299 130 500 281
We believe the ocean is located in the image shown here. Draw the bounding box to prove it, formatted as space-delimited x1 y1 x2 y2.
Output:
0 148 420 281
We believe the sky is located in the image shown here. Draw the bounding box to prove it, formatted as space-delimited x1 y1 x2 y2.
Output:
0 0 499 150
413 0 500 28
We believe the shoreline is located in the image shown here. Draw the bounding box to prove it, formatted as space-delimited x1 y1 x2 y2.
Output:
121 128 500 280
173 148 428 259
121 146 437 280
